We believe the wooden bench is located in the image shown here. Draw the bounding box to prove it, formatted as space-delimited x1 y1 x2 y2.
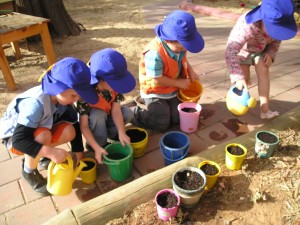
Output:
0 12 56 90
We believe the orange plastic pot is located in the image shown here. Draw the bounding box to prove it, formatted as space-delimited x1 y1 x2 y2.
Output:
178 80 203 103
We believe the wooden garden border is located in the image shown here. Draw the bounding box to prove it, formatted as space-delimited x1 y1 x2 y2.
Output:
44 105 300 225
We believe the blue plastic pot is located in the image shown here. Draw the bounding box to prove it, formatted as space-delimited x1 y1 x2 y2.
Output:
159 131 190 160
160 147 189 165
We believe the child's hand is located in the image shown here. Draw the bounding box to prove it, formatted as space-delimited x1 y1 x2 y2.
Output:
50 148 70 164
263 53 272 67
177 78 190 90
118 132 131 147
188 70 198 82
94 147 108 164
235 79 248 92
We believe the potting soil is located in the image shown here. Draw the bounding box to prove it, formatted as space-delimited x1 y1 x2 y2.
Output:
181 107 198 113
174 170 204 190
227 146 244 155
157 192 178 208
257 132 278 143
126 129 146 143
200 164 219 176
81 161 95 171
107 153 126 160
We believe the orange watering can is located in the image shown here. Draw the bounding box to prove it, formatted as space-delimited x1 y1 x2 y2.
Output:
47 156 87 196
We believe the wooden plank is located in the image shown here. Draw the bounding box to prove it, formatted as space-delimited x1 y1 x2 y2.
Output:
0 0 14 3
0 24 44 44
45 105 300 225
0 12 55 90
0 12 49 29
42 209 78 225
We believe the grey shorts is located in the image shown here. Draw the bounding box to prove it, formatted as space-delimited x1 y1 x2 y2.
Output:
239 52 264 65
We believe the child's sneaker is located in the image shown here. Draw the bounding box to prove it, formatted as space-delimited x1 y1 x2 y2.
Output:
260 111 279 119
39 157 51 170
22 159 50 196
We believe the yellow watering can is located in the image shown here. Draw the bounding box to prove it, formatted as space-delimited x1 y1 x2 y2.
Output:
47 156 87 196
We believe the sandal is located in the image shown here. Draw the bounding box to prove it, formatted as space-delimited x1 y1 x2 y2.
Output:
260 111 279 119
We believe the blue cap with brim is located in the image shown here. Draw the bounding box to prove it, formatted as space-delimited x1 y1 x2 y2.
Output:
89 48 136 94
154 10 205 53
245 0 297 40
42 57 98 104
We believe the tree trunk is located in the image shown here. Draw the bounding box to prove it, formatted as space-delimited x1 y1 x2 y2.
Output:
15 0 82 37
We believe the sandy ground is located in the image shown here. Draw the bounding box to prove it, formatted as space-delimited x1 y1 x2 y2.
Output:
0 0 152 114
192 0 261 14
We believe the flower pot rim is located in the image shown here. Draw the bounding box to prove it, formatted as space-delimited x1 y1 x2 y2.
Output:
198 160 221 177
126 127 149 143
225 143 247 157
160 131 190 150
172 166 207 194
255 130 279 144
126 127 148 135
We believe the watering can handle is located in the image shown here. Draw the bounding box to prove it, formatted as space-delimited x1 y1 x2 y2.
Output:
48 160 55 172
51 155 73 174
47 159 57 190
66 155 73 168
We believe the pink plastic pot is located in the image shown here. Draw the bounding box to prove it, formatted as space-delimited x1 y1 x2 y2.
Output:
178 102 202 133
155 189 180 221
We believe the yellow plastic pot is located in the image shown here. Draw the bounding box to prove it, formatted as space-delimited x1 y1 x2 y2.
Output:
178 80 203 103
198 160 221 190
126 127 148 158
79 158 97 184
225 143 247 170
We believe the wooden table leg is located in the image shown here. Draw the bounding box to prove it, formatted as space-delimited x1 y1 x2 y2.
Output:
0 46 17 91
40 23 56 67
11 41 21 60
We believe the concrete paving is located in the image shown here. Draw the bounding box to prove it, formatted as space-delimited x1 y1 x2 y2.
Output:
0 1 300 224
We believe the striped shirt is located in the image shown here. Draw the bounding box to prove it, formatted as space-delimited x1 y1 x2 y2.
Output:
142 39 185 99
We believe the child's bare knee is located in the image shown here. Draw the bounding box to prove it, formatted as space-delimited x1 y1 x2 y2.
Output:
35 130 52 145
61 125 76 142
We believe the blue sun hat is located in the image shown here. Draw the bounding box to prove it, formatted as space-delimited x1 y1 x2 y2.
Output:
89 48 136 94
154 10 205 53
42 57 98 104
245 0 297 40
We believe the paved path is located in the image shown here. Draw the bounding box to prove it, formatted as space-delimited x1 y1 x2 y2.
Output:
1 1 300 224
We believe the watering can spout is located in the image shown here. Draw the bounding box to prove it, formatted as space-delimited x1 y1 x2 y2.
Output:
73 160 87 182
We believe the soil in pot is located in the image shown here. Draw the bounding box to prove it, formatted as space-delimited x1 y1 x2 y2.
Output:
107 153 126 160
181 107 198 113
227 145 244 155
156 192 178 208
257 132 278 143
81 161 95 171
174 170 205 190
126 129 146 143
200 164 219 176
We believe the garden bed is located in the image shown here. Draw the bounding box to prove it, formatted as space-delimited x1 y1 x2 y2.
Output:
45 106 300 225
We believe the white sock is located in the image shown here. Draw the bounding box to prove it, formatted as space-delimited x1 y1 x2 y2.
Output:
24 164 34 173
